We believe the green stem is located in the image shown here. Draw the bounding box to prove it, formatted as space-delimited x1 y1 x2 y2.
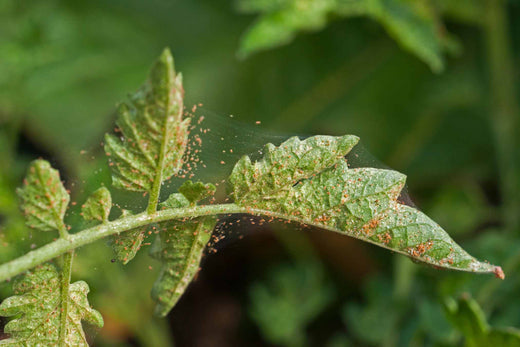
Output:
0 203 244 282
0 202 503 283
483 0 520 232
58 250 74 347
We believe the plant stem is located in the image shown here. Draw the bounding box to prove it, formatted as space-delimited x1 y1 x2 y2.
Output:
0 204 244 282
483 0 520 232
0 203 504 282
58 250 74 347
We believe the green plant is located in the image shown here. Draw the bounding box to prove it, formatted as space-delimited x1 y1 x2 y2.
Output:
237 0 459 72
0 48 504 346
444 294 520 346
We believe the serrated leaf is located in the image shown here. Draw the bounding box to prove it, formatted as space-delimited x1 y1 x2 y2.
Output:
111 192 195 265
16 159 69 233
109 209 145 264
230 135 359 202
0 264 103 346
159 193 191 210
238 0 449 71
81 187 112 223
445 295 520 347
230 135 502 275
150 216 217 317
112 228 146 265
104 48 190 192
178 180 216 204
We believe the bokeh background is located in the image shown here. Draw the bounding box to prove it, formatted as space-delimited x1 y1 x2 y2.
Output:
1 1 520 346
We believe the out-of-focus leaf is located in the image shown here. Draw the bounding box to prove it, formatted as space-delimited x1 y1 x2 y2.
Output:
16 160 69 234
230 135 503 275
437 0 486 25
104 48 189 193
81 187 112 223
159 192 191 210
238 0 339 57
250 261 334 347
178 180 216 204
445 295 520 347
0 264 103 346
344 278 399 345
0 0 159 156
238 0 452 71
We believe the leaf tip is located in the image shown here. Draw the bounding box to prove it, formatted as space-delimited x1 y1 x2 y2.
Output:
493 266 505 280
159 47 174 66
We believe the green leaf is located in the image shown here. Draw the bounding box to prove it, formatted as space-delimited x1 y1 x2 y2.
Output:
111 210 146 265
16 159 69 234
238 0 450 71
444 295 520 347
0 264 103 346
230 135 359 202
249 261 334 347
230 135 503 275
159 192 191 210
238 0 338 57
344 278 400 345
104 48 190 193
81 187 112 223
112 228 146 265
150 215 216 317
178 180 216 204
366 0 447 72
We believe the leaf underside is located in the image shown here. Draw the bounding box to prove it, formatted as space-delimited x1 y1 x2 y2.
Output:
230 135 502 276
150 193 217 317
112 228 147 264
104 48 189 192
238 0 454 72
110 209 147 264
0 264 103 346
16 159 70 233
81 187 112 223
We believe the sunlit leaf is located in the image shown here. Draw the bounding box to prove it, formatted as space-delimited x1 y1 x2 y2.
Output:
104 48 189 193
0 264 103 346
230 135 359 201
230 135 503 275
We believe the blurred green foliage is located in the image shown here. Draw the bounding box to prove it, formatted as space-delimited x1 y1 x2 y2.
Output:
445 295 520 346
1 0 520 346
249 261 334 347
237 0 458 72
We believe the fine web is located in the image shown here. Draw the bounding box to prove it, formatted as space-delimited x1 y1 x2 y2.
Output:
162 107 415 252
0 107 418 344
